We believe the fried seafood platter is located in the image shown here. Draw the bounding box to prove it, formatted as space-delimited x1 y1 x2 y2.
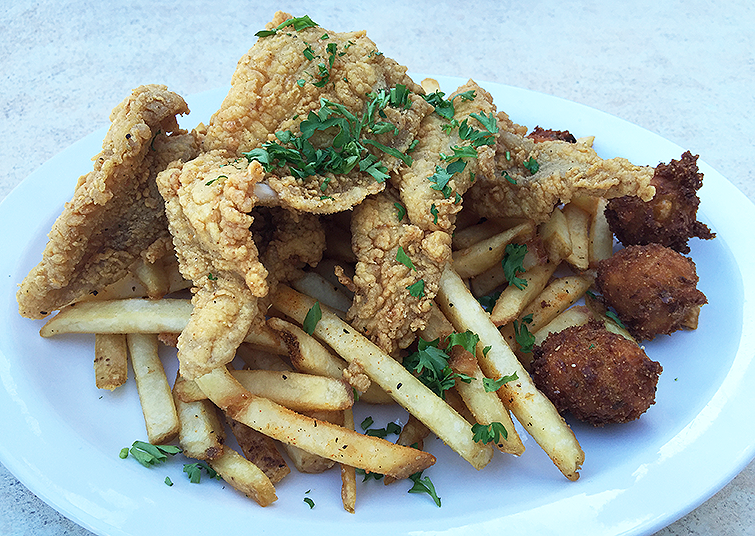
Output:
14 11 720 517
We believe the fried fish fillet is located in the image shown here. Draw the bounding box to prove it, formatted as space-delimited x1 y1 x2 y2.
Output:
391 80 496 233
201 11 431 214
466 115 656 223
347 187 451 354
17 85 197 319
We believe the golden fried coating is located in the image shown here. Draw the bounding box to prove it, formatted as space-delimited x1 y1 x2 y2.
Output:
347 187 451 354
202 11 431 214
595 243 707 341
532 321 662 426
391 80 496 232
17 85 198 319
527 126 577 144
605 151 715 253
466 119 656 224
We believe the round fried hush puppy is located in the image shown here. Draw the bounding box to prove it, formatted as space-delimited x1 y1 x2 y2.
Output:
605 151 714 254
595 243 707 341
531 321 662 426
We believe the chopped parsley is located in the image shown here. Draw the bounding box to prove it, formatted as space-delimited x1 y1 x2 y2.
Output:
513 314 535 353
303 497 315 509
255 15 318 37
394 202 407 221
477 290 502 313
121 441 182 468
471 421 508 444
183 461 219 484
302 301 322 335
396 246 416 271
482 373 518 392
408 471 441 507
403 336 474 398
430 203 439 224
523 156 540 175
406 279 425 298
502 243 528 290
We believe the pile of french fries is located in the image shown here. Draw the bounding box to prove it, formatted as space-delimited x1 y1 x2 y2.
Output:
39 194 629 512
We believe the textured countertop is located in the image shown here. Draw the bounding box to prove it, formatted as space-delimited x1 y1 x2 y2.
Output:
1 1 753 535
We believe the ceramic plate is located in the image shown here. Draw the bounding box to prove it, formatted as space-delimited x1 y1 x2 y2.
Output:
1 76 753 536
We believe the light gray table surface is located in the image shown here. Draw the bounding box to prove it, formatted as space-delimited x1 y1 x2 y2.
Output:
1 1 753 535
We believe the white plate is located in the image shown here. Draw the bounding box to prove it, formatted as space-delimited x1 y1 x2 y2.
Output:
1 76 754 536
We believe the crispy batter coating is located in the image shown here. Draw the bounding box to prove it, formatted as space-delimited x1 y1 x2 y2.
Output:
391 80 496 232
156 153 268 379
17 85 197 318
605 151 715 253
532 321 662 426
202 11 431 214
347 188 451 354
467 119 656 223
595 243 707 341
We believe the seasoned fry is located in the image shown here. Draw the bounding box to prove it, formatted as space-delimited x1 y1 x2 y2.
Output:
489 261 559 326
563 203 590 270
266 316 393 404
127 333 179 445
419 306 524 455
517 274 595 333
40 298 287 354
292 272 352 314
451 222 535 279
271 285 494 470
230 369 354 412
173 375 225 461
532 305 592 346
340 408 357 513
131 258 170 299
538 207 572 263
589 198 614 267
195 366 436 480
228 418 290 484
436 265 584 481
209 447 278 507
94 333 128 390
452 219 505 250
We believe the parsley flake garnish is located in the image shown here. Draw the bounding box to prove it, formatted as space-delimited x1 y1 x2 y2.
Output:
513 314 535 353
482 373 518 392
430 203 439 225
477 290 502 313
302 301 322 335
502 243 528 290
394 202 407 221
183 461 219 484
471 421 508 444
122 441 182 468
407 279 426 298
303 497 315 509
408 471 441 507
255 15 318 37
523 156 540 174
396 246 416 271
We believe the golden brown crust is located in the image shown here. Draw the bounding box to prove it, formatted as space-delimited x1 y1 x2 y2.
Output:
532 321 662 426
595 243 708 341
17 85 197 318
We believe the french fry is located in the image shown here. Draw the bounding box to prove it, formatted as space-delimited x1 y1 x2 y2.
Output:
127 333 179 445
452 219 505 250
292 272 352 314
419 306 524 455
81 258 191 303
532 305 592 346
538 207 572 263
436 265 584 481
489 261 559 326
94 333 128 390
195 366 436 480
131 258 170 299
517 274 595 334
39 298 287 355
271 285 494 471
451 221 535 279
420 77 440 93
266 316 393 405
209 447 278 507
340 408 357 513
172 375 206 403
228 418 290 484
588 198 614 267
230 369 354 412
173 375 225 461
563 204 590 271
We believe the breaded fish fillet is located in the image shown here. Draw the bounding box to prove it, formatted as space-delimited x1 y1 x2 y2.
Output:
467 114 656 223
347 187 451 354
17 85 197 319
201 11 431 214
